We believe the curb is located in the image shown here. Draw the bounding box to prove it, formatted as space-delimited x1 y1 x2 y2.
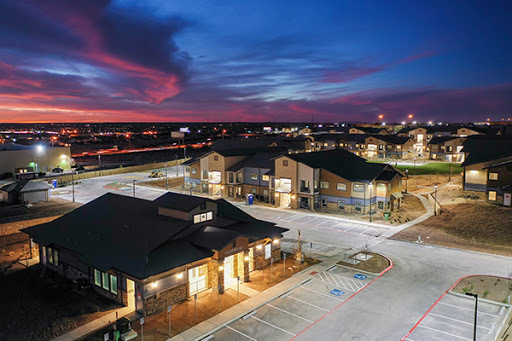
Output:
334 252 392 277
448 290 512 308
401 274 512 341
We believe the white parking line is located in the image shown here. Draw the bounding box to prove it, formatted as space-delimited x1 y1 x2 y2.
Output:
266 303 314 323
299 285 344 302
428 313 491 330
359 228 373 235
336 275 356 292
318 272 334 285
326 272 341 287
343 225 357 232
286 296 330 311
438 302 502 318
315 219 327 226
226 325 258 341
251 316 296 336
417 325 472 340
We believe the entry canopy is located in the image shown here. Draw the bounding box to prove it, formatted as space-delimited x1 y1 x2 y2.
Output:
391 192 403 199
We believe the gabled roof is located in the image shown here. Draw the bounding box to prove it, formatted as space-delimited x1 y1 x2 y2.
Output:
0 181 24 192
283 149 393 182
336 134 368 143
20 180 52 193
154 192 210 212
226 152 283 172
22 192 287 279
462 136 512 166
352 127 387 134
428 136 464 145
366 135 412 145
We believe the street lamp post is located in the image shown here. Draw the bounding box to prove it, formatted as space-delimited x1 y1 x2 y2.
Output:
72 171 75 203
133 180 136 197
165 163 168 191
405 169 409 194
98 155 101 176
369 182 373 222
465 293 478 341
434 185 438 216
413 157 416 175
449 160 452 182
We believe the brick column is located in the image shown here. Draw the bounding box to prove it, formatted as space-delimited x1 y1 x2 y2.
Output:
217 259 225 294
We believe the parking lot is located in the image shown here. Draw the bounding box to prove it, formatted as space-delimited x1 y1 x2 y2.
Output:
403 292 510 341
212 266 377 340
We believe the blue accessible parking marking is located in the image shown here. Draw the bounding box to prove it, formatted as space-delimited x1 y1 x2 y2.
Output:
330 289 344 296
353 274 367 280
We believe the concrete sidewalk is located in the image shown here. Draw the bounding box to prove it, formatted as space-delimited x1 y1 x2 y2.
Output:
52 306 134 341
168 262 331 341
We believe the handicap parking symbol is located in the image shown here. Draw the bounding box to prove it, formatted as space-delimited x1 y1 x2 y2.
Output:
330 289 344 296
353 274 367 280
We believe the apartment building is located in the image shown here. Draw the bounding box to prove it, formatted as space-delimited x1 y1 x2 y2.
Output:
428 136 466 161
462 136 512 204
272 150 404 214
349 126 389 135
363 135 415 159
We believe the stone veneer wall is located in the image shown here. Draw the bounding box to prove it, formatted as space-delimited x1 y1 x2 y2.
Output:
208 259 221 292
144 284 187 315
253 247 281 270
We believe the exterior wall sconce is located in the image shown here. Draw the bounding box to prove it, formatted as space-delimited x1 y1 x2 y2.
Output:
177 273 183 279
219 265 224 271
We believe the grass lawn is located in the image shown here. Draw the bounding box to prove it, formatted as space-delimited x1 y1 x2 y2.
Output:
371 161 463 175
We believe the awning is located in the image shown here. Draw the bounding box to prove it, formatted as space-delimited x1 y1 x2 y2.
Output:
391 192 403 199
275 186 292 193
208 179 221 184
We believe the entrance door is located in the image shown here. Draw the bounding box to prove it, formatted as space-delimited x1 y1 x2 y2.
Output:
224 255 235 288
126 279 135 308
189 264 208 295
504 193 511 206
280 193 291 207
300 197 310 209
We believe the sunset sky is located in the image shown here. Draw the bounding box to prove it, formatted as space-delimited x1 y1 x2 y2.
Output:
1 0 511 123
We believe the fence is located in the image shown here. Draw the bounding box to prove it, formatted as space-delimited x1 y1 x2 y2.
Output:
39 158 189 185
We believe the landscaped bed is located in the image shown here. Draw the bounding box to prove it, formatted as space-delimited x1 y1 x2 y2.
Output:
337 252 390 274
0 267 118 341
452 275 512 304
392 202 512 256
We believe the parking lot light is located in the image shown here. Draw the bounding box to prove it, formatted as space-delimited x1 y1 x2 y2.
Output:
465 292 478 341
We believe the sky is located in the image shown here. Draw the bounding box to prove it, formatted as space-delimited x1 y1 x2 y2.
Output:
0 0 511 123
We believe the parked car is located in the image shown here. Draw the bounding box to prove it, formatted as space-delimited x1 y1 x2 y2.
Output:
51 167 64 173
73 165 86 173
149 171 164 178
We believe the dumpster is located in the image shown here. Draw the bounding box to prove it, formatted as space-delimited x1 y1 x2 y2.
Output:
246 194 254 205
384 212 390 220
51 179 58 188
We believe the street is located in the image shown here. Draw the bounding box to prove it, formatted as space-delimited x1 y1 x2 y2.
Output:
50 170 512 340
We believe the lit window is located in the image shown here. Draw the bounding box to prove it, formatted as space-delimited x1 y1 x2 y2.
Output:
337 183 346 191
194 211 214 224
94 269 101 286
489 172 498 180
377 183 386 191
206 211 213 220
251 173 258 180
262 175 270 181
47 247 58 266
102 272 109 290
353 183 364 192
320 181 329 189
488 191 497 201
110 274 118 294
191 167 197 174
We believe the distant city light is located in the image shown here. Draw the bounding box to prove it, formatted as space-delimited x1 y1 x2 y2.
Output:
36 145 44 153
378 114 384 119
412 121 417 124
401 121 406 125
408 114 413 119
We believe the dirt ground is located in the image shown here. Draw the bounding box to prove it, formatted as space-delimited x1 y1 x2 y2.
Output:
452 276 512 304
406 174 461 194
0 198 81 224
138 177 184 189
337 252 390 274
0 233 31 275
244 253 319 292
0 267 118 341
392 202 512 256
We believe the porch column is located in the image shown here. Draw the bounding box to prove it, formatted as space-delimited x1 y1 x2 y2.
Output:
243 250 250 282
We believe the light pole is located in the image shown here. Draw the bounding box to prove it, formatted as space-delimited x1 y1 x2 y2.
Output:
449 160 452 182
133 180 136 197
98 155 101 176
434 185 438 216
165 163 168 191
369 182 373 222
465 293 478 341
72 171 75 203
413 157 416 175
405 169 409 194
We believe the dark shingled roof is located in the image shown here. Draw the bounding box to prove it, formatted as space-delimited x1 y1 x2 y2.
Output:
366 135 412 145
354 127 388 134
22 192 287 279
226 152 283 172
462 136 512 166
154 192 210 212
336 134 368 143
285 149 393 182
428 136 464 145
